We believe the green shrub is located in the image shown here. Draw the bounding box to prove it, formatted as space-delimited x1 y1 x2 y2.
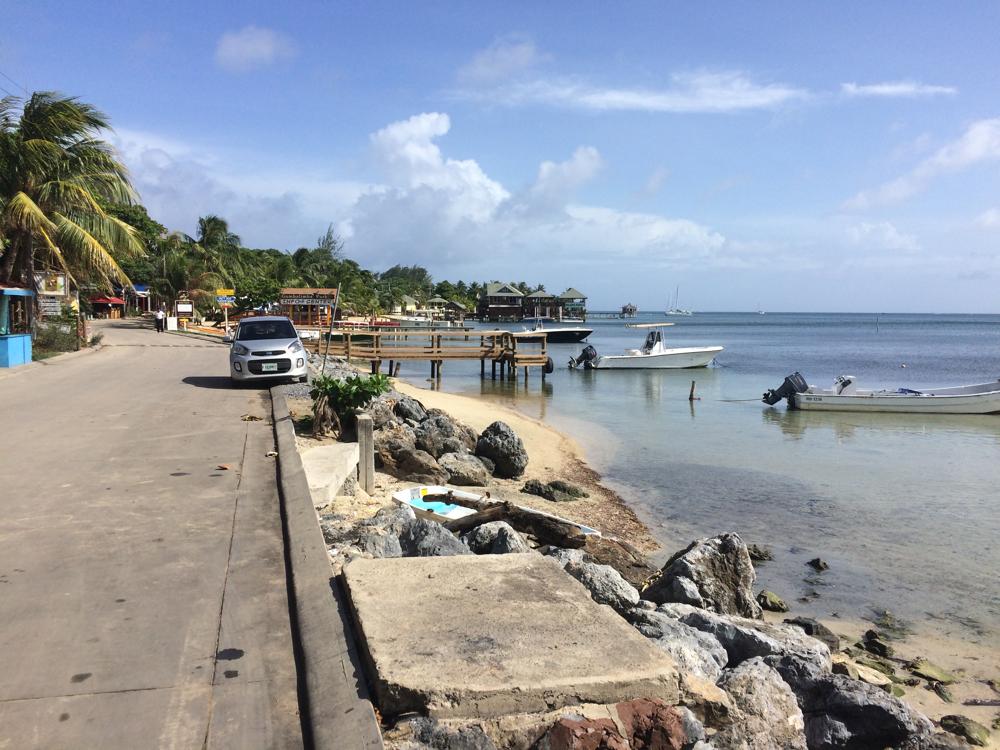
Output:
310 373 391 437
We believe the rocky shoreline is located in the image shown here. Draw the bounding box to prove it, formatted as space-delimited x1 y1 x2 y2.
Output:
288 365 997 749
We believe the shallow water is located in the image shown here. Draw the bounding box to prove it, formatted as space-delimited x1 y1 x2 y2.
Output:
403 313 1000 643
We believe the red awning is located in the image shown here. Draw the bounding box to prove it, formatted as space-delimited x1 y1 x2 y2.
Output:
90 296 125 304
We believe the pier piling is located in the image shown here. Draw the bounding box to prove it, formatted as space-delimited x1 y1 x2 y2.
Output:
357 414 375 494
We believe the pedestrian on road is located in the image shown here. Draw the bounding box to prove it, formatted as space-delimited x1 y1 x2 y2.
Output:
154 308 165 333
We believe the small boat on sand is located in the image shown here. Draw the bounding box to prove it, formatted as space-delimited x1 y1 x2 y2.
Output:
762 372 1000 414
391 485 600 536
569 323 722 370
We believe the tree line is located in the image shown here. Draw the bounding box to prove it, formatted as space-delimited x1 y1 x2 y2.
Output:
0 91 543 320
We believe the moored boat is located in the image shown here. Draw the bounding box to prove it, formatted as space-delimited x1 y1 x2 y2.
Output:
569 323 722 370
522 317 592 343
762 372 1000 414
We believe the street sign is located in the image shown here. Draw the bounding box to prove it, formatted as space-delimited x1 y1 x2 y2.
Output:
215 288 235 296
216 295 236 306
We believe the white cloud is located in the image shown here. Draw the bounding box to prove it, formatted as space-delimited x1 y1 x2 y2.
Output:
841 81 957 98
456 70 807 113
845 118 1000 210
215 26 295 72
641 167 669 196
458 36 547 84
977 207 1000 228
846 221 920 252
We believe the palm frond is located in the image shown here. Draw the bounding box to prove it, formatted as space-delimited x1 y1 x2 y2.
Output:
3 191 57 235
53 212 131 290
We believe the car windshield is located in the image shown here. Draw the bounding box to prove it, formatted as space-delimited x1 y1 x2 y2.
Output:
236 320 297 341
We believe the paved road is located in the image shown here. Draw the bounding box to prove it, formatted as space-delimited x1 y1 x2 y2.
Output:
0 321 303 748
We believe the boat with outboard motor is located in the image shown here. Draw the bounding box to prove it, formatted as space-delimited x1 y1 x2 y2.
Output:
569 323 723 370
762 372 1000 414
521 317 593 343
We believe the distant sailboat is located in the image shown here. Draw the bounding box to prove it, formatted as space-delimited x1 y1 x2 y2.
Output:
757 303 765 315
666 286 693 316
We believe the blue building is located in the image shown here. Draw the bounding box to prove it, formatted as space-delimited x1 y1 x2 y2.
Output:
0 286 34 368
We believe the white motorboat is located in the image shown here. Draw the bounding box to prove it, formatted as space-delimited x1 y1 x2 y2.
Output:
763 372 1000 414
569 323 723 370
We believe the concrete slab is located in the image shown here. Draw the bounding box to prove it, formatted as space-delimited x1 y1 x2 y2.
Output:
342 555 679 719
301 443 360 508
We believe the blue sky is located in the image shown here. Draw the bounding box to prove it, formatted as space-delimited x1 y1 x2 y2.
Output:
4 2 1000 311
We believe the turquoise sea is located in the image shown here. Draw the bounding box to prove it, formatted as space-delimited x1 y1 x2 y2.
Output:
404 312 1000 643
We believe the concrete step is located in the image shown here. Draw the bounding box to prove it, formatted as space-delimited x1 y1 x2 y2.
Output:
301 443 360 508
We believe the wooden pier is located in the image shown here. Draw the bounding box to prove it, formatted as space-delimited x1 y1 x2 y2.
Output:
303 328 551 381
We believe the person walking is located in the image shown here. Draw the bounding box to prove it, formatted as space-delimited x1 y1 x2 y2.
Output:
154 307 165 333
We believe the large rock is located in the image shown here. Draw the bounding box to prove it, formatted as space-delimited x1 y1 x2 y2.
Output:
402 717 496 750
765 654 933 750
397 449 449 485
463 521 532 554
678 608 831 672
364 397 397 429
361 504 416 534
564 560 640 615
714 657 807 750
533 699 701 750
628 607 728 681
939 715 990 747
545 547 587 568
783 617 840 652
475 421 529 479
398 518 471 557
582 535 660 589
373 423 418 475
415 413 478 458
356 528 403 558
439 452 492 486
642 533 763 619
394 395 427 423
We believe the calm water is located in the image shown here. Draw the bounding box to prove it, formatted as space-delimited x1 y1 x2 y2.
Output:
404 313 1000 640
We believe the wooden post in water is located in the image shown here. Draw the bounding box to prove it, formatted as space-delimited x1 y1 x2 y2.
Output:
436 360 443 380
491 360 497 380
356 414 375 494
689 380 698 401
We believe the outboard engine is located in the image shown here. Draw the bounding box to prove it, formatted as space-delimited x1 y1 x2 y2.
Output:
569 345 598 369
762 371 809 405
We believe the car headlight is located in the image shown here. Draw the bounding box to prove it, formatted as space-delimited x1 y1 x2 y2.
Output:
233 344 250 355
288 340 303 353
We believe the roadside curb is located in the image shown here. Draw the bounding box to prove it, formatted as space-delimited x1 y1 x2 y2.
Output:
270 386 384 750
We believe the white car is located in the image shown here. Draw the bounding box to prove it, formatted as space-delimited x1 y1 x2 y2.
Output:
227 316 309 384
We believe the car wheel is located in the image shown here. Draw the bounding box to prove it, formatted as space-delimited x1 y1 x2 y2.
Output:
298 375 309 383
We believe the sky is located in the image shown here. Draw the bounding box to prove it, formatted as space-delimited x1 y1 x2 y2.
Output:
3 1 1000 312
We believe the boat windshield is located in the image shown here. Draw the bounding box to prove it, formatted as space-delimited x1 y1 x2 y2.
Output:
642 330 661 353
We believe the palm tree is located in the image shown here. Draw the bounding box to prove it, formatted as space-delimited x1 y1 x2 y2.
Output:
0 92 143 291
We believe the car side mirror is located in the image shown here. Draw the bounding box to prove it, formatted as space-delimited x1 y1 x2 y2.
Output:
223 335 233 343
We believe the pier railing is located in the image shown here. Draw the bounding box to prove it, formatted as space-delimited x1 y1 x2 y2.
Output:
303 328 549 379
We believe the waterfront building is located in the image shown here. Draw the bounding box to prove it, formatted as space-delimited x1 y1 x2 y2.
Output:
557 288 588 320
477 283 524 321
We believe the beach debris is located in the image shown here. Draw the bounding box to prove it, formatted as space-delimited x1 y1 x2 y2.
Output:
783 616 841 652
240 414 262 421
265 450 277 457
444 501 588 549
862 629 896 658
930 682 955 703
475 421 528 479
747 543 773 562
806 557 829 571
909 658 959 685
756 589 789 612
939 714 990 746
641 533 763 619
765 654 933 748
963 698 1000 707
564 559 639 614
715 657 807 750
869 608 911 639
438 452 491 486
462 521 531 555
993 711 1000 730
216 464 230 471
832 654 861 680
628 606 727 681
521 478 587 502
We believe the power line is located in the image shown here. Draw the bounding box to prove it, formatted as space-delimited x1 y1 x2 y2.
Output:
0 68 28 94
